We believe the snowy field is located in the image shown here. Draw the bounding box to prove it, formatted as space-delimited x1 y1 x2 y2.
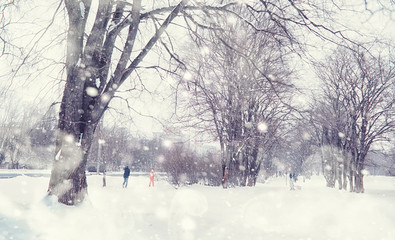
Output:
1 173 394 240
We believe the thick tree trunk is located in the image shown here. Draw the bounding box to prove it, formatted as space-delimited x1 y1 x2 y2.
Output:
48 132 87 205
355 172 364 193
48 122 97 205
354 160 365 193
246 143 260 186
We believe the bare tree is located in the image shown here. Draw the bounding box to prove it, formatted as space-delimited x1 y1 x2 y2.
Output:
174 8 295 187
48 0 192 205
315 46 394 192
310 84 350 189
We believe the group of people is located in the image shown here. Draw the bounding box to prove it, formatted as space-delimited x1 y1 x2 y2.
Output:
289 172 297 182
122 166 156 188
288 172 306 190
289 172 298 190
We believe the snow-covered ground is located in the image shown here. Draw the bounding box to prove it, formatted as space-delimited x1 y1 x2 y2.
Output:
0 173 394 240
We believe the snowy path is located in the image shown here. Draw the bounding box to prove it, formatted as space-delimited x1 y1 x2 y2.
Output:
1 174 394 240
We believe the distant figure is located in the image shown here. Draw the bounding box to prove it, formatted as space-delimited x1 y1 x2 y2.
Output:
222 167 228 188
149 169 155 187
123 166 130 188
289 172 295 190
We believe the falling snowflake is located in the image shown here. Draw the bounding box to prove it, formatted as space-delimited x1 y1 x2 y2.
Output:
162 139 173 149
157 155 165 163
257 122 268 133
64 134 74 143
86 87 99 97
85 71 92 78
101 93 111 103
183 72 193 81
227 15 237 26
302 132 311 140
200 46 210 56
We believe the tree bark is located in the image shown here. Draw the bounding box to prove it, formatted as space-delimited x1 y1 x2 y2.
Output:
354 155 366 193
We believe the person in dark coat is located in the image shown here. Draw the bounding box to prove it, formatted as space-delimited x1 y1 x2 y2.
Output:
122 166 130 188
289 172 295 190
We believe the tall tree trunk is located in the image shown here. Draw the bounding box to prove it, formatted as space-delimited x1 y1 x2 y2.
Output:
247 142 259 186
354 155 365 193
220 142 227 188
349 160 355 192
337 161 342 190
11 143 19 169
342 152 348 190
241 151 248 187
355 171 364 193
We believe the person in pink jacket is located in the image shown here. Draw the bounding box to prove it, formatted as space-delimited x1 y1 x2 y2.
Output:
149 169 155 187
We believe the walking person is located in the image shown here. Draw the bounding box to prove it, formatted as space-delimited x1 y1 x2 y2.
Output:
289 172 295 190
149 169 155 187
122 166 130 188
